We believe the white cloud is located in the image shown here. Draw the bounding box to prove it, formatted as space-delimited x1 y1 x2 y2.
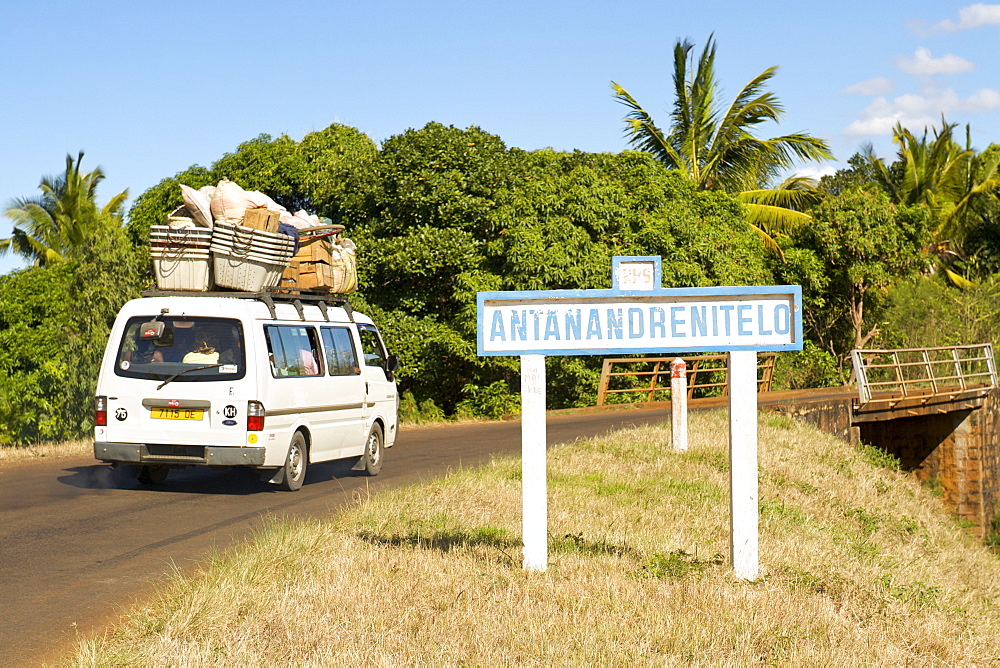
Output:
896 47 973 76
932 3 1000 32
843 87 1000 137
792 164 837 181
966 88 1000 111
844 77 895 96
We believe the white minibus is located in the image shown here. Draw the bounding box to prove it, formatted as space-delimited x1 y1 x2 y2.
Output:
94 291 399 490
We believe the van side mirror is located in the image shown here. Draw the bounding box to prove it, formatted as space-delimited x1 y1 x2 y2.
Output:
139 321 165 340
385 354 401 380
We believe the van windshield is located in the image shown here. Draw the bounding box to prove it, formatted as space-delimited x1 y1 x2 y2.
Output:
114 316 246 382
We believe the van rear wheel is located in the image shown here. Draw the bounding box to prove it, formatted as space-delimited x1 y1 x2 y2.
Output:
281 432 308 491
361 424 383 476
138 465 169 485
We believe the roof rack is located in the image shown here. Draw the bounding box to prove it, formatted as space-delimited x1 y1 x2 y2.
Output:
139 288 353 322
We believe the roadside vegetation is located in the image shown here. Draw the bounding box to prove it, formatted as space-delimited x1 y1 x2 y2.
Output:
68 412 1000 665
0 439 90 464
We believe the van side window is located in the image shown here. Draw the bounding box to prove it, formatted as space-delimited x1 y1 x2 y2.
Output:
320 327 361 376
265 325 322 377
357 324 387 367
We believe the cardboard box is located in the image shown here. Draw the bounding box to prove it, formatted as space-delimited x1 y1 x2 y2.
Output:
295 238 333 264
280 259 300 287
242 208 281 233
296 260 335 290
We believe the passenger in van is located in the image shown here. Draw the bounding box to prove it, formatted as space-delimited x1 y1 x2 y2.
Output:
299 348 320 375
181 330 238 365
182 338 220 364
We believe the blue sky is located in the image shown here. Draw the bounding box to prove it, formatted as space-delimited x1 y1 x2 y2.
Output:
3 1 1000 275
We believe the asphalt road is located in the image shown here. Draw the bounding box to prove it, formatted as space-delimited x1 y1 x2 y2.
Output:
0 407 670 666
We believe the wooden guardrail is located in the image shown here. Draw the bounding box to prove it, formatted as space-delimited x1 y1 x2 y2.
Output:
850 344 998 405
596 353 776 406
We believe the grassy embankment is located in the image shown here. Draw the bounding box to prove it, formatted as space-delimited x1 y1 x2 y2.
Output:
67 411 1000 664
0 439 90 463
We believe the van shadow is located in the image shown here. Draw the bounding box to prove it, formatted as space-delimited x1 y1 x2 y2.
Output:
59 460 365 495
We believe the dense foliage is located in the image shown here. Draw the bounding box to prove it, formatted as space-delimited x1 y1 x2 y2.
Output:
0 226 144 443
3 112 1000 442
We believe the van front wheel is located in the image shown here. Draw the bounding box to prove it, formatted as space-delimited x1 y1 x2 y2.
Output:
361 424 383 476
282 432 308 491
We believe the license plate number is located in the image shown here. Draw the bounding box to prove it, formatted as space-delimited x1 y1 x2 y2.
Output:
151 408 204 420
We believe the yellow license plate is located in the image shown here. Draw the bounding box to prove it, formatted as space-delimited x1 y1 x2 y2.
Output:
151 408 204 420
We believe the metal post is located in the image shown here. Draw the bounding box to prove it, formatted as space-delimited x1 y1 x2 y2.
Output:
520 354 548 571
729 350 759 580
670 357 688 452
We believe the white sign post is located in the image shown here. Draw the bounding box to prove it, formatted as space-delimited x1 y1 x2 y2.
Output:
477 257 801 578
520 354 548 571
728 350 759 580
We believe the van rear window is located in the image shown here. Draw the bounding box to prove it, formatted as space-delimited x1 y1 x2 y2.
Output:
114 316 246 382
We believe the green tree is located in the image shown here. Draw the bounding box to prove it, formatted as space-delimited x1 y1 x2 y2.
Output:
782 187 930 359
880 275 1000 350
864 120 1000 283
1 152 128 266
0 154 146 444
611 35 832 249
0 224 146 445
361 133 772 412
819 151 886 197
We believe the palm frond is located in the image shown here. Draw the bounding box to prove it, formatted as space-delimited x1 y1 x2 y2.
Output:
741 201 813 237
612 81 685 170
941 263 977 289
738 182 823 211
747 221 784 259
2 151 121 265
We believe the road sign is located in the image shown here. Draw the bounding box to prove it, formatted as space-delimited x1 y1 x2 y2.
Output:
476 257 801 578
478 286 801 357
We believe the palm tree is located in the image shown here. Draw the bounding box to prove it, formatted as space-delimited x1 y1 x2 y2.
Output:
612 36 832 249
1 152 128 266
864 119 1000 285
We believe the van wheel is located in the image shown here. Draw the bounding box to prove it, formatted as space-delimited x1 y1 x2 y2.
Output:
282 432 308 491
361 424 383 476
138 465 169 485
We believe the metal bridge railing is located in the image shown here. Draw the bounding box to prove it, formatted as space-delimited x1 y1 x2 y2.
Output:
850 344 998 405
596 353 776 406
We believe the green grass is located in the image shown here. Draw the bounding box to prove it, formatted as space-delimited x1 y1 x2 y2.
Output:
65 411 1000 665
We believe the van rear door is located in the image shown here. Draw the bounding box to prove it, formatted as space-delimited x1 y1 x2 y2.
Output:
100 314 255 448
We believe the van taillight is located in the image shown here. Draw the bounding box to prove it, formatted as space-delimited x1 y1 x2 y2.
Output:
247 401 265 431
95 396 108 426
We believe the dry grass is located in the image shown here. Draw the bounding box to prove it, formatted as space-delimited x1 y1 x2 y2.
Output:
67 411 1000 665
0 439 91 464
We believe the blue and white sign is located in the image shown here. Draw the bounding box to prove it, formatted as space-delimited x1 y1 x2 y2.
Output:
476 256 801 578
477 285 802 356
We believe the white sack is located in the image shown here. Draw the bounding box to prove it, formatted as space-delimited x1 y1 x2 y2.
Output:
180 184 213 228
210 179 270 226
280 211 314 230
249 191 287 213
